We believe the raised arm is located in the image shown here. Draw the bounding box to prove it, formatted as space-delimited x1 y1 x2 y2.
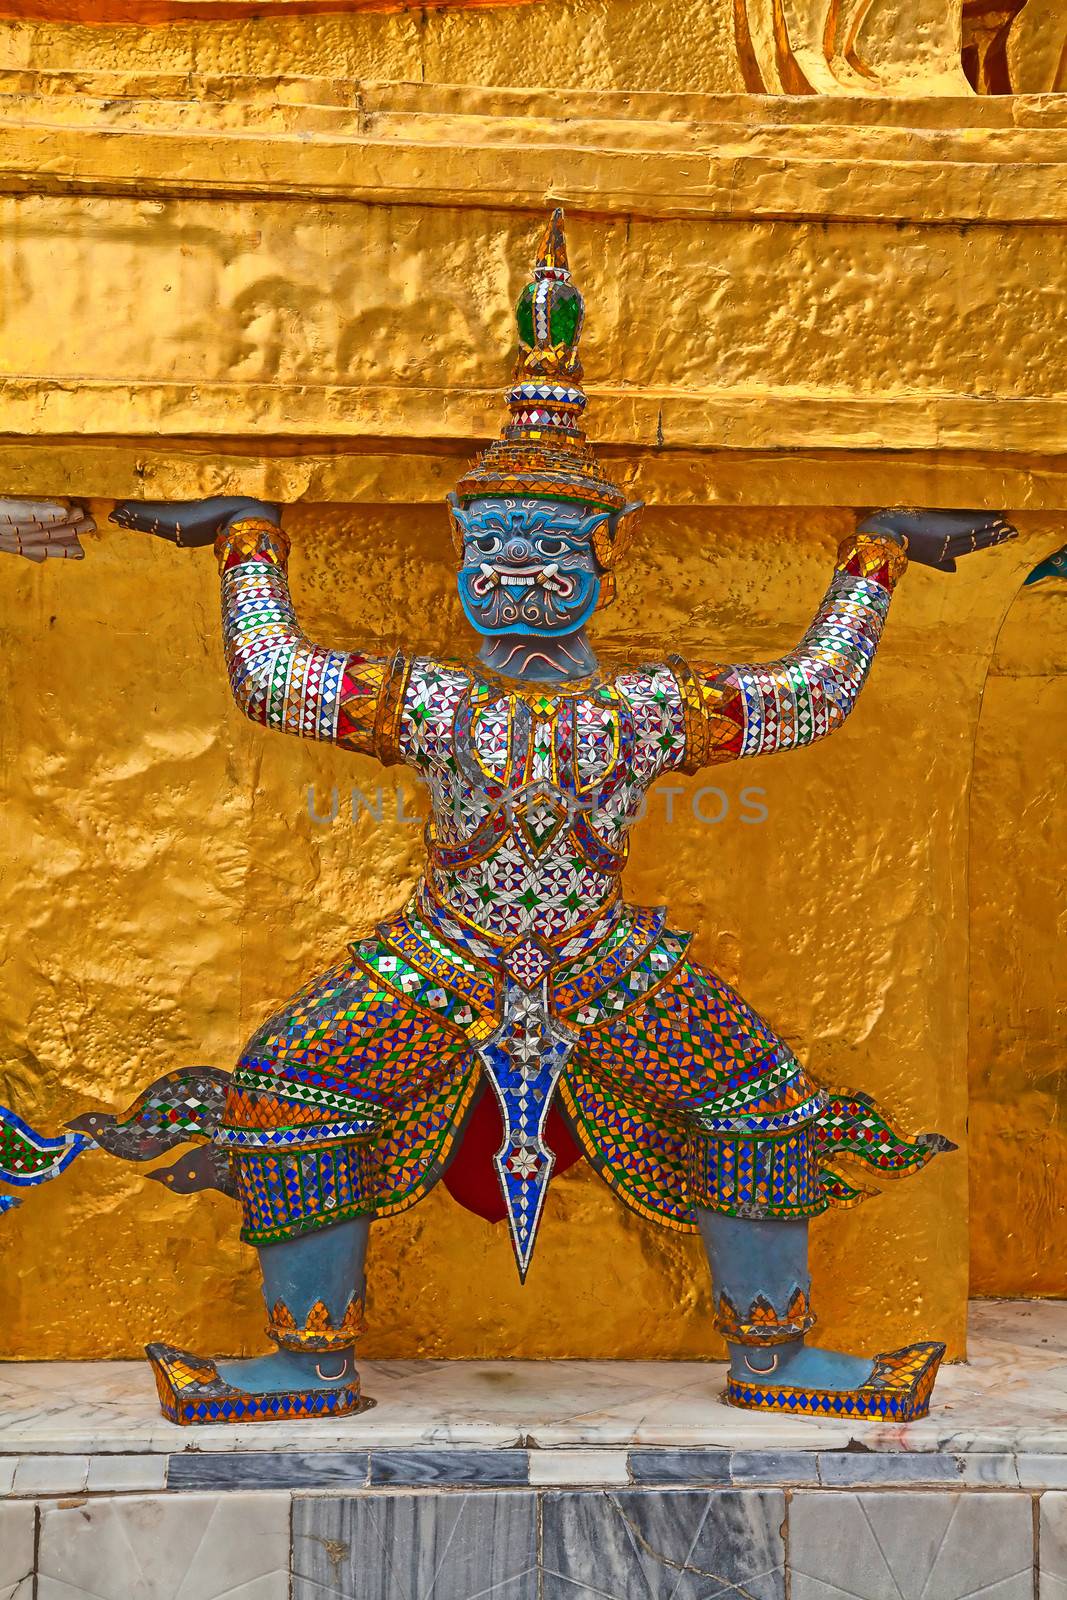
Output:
216 515 411 759
668 509 1015 773
111 497 410 763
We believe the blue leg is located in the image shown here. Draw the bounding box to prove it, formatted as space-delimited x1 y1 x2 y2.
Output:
698 1211 875 1391
214 1218 369 1395
697 1210 947 1418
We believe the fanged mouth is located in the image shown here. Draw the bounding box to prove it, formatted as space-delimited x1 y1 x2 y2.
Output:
463 561 590 631
470 562 577 600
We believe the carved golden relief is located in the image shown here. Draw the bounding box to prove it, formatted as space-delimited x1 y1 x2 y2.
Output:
735 0 1065 94
965 0 1067 92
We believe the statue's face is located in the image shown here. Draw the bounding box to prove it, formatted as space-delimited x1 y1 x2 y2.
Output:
452 496 607 638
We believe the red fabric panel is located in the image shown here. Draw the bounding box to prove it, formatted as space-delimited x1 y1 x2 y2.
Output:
443 1086 584 1223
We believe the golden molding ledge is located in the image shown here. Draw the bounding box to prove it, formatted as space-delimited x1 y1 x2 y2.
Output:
0 74 1063 222
4 442 1067 511
4 382 1065 456
1 74 1063 506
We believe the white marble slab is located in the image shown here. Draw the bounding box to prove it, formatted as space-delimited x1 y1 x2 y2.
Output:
10 1455 89 1495
527 1448 631 1486
0 1502 34 1600
85 1455 168 1493
36 1492 290 1600
790 1489 1035 1600
1042 1493 1067 1600
0 1300 1063 1457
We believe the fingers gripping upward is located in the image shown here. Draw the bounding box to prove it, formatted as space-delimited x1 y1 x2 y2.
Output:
0 499 94 563
857 508 1018 572
933 517 1017 573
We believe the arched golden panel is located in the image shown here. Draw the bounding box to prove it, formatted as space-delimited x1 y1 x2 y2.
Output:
968 552 1067 1297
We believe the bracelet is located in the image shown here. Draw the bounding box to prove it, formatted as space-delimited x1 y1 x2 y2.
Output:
214 516 291 572
836 531 909 586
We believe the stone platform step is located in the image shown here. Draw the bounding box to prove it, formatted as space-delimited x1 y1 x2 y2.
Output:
1 1300 1064 1598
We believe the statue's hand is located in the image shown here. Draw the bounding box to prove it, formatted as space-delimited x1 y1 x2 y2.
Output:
857 508 1017 572
0 498 94 562
110 496 280 548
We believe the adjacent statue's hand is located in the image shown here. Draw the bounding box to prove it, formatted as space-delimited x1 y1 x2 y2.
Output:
110 496 281 548
857 508 1017 572
0 498 94 562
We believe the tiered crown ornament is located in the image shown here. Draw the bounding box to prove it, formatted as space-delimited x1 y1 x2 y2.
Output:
455 209 627 518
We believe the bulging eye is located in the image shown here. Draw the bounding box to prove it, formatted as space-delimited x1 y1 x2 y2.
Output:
472 535 502 556
536 537 567 558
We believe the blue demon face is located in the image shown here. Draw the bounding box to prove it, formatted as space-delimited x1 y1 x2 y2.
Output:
452 496 608 638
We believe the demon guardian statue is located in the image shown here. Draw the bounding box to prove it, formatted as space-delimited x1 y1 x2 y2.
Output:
0 214 1014 1425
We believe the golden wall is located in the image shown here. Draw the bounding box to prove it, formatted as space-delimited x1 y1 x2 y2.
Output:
0 1 748 92
0 0 1064 1361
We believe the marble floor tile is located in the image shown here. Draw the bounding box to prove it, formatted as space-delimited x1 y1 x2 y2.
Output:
790 1489 1034 1600
292 1491 538 1600
541 1488 786 1600
1041 1491 1067 1599
168 1450 369 1491
628 1448 733 1486
84 1454 168 1493
37 1490 290 1600
1020 1456 1067 1490
955 1453 1022 1488
730 1449 821 1484
11 1454 89 1495
527 1449 630 1486
0 1502 35 1600
816 1451 963 1487
365 1449 528 1485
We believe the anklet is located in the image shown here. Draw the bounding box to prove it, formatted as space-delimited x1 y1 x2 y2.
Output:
316 1357 349 1381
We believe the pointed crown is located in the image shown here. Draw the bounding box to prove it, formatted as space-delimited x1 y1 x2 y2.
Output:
454 209 626 513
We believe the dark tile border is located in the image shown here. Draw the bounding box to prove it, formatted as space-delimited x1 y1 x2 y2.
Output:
167 1450 370 1491
367 1449 530 1486
33 1443 1056 1496
628 1448 732 1485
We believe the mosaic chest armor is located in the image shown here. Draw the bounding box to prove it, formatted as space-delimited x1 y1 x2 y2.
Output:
410 662 670 941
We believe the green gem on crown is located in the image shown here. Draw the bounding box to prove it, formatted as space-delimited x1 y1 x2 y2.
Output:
516 277 584 351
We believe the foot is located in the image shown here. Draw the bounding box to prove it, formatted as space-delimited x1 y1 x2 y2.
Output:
725 1337 946 1420
146 1342 371 1425
215 1348 355 1395
729 1339 873 1392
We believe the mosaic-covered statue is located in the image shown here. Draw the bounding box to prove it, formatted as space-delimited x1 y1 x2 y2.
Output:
1 214 1015 1426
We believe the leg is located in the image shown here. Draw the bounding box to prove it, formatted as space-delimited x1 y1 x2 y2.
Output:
697 1208 945 1419
216 1216 369 1394
146 944 479 1424
565 948 951 1419
698 1211 872 1390
146 1204 375 1425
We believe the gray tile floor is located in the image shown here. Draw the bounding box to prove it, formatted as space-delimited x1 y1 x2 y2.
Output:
789 1490 1035 1600
4 1485 1063 1599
